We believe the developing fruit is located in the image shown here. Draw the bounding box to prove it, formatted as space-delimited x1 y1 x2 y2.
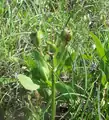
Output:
61 28 72 44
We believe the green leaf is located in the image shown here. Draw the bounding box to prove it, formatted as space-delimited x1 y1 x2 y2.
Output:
24 50 51 87
30 30 43 47
24 50 50 82
54 46 68 73
101 70 107 86
32 50 50 81
104 82 109 89
90 32 107 63
56 82 87 100
24 55 36 69
65 51 76 67
56 81 76 100
56 82 74 93
17 74 40 91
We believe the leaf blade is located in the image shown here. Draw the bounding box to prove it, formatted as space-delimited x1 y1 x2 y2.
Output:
17 74 40 91
90 32 107 62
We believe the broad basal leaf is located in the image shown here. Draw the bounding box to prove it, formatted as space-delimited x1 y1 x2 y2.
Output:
17 74 40 91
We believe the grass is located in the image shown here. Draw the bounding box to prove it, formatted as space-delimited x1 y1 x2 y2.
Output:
0 0 109 120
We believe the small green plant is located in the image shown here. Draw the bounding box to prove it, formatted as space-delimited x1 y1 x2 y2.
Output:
1 0 109 120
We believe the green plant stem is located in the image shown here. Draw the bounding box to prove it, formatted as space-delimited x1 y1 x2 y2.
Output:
98 83 101 120
81 82 94 119
51 55 56 120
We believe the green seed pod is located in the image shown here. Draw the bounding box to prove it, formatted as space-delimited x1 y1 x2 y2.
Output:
61 28 72 44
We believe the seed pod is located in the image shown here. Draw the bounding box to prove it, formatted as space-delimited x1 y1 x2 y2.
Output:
61 28 72 44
